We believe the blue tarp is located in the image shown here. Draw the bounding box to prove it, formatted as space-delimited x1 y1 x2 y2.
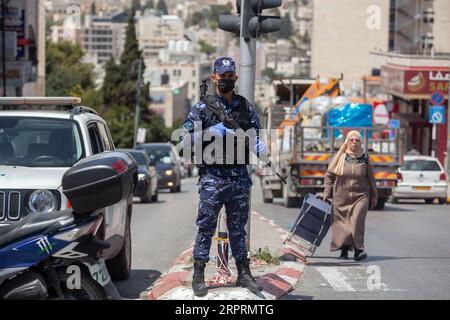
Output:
328 103 373 127
326 103 373 139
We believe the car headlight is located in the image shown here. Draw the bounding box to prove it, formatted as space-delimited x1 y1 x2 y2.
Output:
28 190 57 213
138 173 146 180
165 169 173 176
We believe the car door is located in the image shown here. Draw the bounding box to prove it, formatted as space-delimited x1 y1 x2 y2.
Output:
87 122 125 241
97 122 128 240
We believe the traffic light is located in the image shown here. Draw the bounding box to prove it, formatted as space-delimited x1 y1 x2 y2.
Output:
218 0 282 38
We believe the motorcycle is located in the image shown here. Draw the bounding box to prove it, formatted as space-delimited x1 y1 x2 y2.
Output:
0 152 137 300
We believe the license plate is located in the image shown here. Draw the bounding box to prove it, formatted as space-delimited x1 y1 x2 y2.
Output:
86 258 111 287
413 186 431 191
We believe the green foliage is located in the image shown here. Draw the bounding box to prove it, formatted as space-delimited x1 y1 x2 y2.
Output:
198 39 216 57
90 2 96 15
261 68 283 80
45 41 95 97
156 0 168 15
279 13 293 39
100 11 170 147
45 11 171 149
251 247 280 265
189 11 205 27
143 0 154 10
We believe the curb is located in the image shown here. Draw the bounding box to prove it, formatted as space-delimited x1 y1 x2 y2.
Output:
144 211 308 300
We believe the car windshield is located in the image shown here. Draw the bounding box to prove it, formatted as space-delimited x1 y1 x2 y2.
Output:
402 160 441 171
141 146 172 164
128 151 147 166
0 117 84 167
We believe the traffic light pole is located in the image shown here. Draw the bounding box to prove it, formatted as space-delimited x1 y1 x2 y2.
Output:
238 1 257 253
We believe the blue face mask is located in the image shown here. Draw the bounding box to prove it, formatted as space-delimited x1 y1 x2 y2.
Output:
218 79 235 94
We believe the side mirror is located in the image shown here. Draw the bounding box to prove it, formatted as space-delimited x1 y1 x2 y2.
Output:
62 151 138 214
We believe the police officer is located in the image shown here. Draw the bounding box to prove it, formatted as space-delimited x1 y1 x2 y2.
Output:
181 57 266 297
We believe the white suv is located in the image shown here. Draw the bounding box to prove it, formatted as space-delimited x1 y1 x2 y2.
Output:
0 97 133 280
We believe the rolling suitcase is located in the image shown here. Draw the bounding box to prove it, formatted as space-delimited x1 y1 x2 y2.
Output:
283 193 332 256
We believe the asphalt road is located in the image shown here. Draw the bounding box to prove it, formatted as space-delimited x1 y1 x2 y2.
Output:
252 184 450 300
114 177 200 299
115 175 450 300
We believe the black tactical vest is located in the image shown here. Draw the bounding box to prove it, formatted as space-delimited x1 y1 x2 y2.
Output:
199 94 253 166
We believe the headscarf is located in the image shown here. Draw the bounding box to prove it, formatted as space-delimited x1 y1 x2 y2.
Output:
327 130 364 176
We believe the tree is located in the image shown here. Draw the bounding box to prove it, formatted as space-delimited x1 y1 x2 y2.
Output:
157 0 168 15
198 40 216 57
262 68 283 80
45 41 95 97
132 0 141 12
279 13 293 39
90 2 96 15
143 0 154 10
189 11 205 27
101 11 169 147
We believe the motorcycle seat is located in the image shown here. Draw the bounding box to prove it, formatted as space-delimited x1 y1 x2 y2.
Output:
0 210 75 248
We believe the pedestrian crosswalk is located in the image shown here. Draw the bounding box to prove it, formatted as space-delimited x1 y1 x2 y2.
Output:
314 266 405 292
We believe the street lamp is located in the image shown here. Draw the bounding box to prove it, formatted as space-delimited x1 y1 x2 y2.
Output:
133 59 143 148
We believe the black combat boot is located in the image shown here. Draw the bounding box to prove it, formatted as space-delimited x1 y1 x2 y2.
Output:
236 259 262 293
192 260 208 297
339 246 349 260
354 249 368 261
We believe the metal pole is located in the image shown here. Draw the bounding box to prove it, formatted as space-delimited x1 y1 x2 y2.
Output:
432 123 436 157
1 0 7 96
238 0 256 252
133 60 142 148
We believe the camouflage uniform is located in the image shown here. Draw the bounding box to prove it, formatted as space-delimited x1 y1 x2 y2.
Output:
182 94 261 261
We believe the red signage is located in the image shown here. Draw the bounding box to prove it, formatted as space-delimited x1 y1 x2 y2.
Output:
382 65 450 99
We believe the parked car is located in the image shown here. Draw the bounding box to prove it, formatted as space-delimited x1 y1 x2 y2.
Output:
135 143 182 192
117 149 158 203
0 97 133 280
391 155 448 204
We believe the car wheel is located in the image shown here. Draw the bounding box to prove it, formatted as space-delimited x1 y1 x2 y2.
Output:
106 209 132 281
439 198 447 204
389 196 398 204
425 198 434 204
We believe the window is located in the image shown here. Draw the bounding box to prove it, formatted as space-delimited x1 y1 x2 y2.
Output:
192 70 196 77
402 160 441 171
88 124 103 154
0 117 84 167
97 122 113 151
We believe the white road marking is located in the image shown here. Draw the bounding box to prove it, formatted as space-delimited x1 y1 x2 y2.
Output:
315 266 406 292
316 267 356 292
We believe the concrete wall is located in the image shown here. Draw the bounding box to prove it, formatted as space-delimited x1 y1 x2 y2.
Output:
311 0 390 91
433 0 450 54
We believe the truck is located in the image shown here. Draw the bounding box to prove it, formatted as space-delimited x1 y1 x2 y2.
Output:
259 77 401 210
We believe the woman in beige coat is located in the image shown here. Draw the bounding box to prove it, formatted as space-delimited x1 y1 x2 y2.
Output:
323 130 378 261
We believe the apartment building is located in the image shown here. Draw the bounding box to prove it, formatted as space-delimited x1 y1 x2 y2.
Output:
137 14 184 60
150 81 190 127
80 12 128 65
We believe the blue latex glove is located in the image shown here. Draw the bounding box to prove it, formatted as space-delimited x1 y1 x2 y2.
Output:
208 122 234 136
255 139 267 155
